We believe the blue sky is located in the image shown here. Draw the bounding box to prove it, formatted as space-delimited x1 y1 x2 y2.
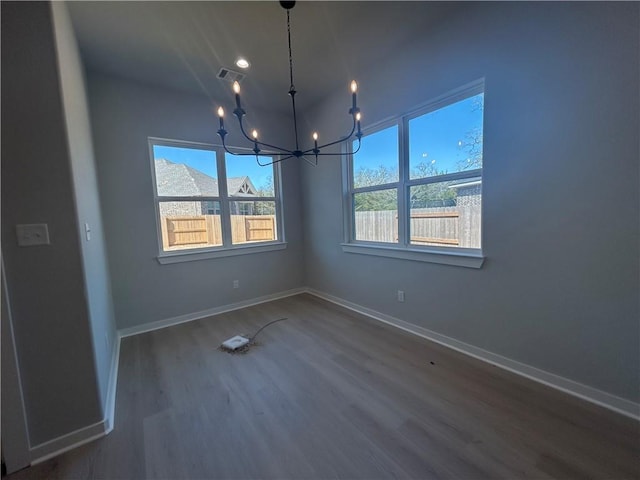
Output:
353 93 484 178
152 145 274 191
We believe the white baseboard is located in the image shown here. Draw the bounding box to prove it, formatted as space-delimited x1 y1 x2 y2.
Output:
104 333 121 434
306 288 640 421
30 331 123 465
30 419 107 465
118 287 307 338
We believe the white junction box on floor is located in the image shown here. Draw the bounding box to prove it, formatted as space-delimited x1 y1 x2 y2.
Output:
222 335 250 351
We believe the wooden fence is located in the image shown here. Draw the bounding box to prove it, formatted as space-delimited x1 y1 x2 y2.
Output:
354 205 481 248
161 215 276 250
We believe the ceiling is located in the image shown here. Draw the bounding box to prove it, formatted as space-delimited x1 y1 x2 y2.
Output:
67 1 461 114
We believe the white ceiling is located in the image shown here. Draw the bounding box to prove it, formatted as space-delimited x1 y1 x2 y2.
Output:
68 1 462 114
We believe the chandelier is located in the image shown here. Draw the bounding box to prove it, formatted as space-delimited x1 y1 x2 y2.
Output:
216 1 362 167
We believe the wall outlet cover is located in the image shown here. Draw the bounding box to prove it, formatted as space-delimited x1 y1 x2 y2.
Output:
221 335 249 351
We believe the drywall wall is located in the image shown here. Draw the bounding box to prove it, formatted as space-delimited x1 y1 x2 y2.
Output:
301 2 639 402
1 261 31 473
51 1 116 414
1 1 102 446
87 72 305 330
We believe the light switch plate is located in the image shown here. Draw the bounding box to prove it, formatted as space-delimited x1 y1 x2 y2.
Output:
16 224 50 247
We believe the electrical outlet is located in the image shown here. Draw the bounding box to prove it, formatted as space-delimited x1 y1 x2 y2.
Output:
397 290 405 302
233 280 239 289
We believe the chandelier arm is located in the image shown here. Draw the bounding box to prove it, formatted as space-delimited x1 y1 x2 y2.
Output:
219 131 265 156
352 137 362 155
256 156 275 166
222 149 263 157
256 152 300 166
235 115 294 155
312 116 357 152
259 154 295 165
301 135 362 157
219 133 259 156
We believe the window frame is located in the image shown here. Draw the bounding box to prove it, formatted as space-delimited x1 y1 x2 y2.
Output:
149 137 285 264
342 80 485 268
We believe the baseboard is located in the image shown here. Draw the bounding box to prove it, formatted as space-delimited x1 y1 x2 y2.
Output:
30 419 108 465
29 333 122 465
118 287 307 338
104 333 121 433
305 288 640 421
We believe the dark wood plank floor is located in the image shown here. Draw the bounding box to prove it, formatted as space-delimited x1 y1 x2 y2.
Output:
9 293 639 479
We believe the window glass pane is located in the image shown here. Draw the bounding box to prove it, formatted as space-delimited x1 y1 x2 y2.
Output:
225 154 275 197
352 125 398 188
229 201 278 244
158 201 222 251
153 145 218 197
353 189 398 243
409 93 484 180
409 179 481 248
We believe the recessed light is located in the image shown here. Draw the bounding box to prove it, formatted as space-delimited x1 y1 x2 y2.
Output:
235 58 250 69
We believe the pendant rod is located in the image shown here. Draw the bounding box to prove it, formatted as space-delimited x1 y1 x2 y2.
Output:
286 9 301 152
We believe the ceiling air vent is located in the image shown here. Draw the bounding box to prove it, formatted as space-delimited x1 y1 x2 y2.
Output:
217 68 246 84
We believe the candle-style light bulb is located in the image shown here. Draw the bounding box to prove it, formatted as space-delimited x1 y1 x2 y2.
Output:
351 80 358 110
217 107 225 129
313 132 318 141
356 112 362 135
252 129 258 139
313 132 319 150
233 81 242 109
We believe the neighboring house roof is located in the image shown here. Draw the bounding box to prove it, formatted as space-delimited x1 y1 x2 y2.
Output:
155 158 258 197
227 176 258 196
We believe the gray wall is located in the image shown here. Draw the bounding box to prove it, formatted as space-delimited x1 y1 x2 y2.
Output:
51 1 116 413
1 1 102 446
301 2 639 402
87 72 305 330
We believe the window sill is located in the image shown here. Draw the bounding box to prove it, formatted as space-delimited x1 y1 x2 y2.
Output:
340 243 484 269
157 242 287 264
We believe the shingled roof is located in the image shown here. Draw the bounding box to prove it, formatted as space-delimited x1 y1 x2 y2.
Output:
155 158 258 197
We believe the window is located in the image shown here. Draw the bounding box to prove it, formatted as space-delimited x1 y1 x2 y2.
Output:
150 139 283 262
344 82 484 267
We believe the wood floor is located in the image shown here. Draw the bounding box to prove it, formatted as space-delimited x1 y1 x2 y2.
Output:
9 294 639 479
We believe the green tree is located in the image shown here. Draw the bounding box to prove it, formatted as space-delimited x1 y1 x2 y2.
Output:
409 161 457 208
256 175 274 197
353 165 398 211
353 161 460 211
353 165 397 188
255 175 275 215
